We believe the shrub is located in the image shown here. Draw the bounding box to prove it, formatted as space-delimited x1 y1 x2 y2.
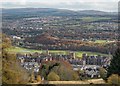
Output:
29 70 35 83
33 80 38 83
73 72 79 80
99 67 107 80
107 74 120 84
36 75 42 82
47 72 60 81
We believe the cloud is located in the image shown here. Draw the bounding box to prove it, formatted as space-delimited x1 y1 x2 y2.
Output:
1 0 119 3
1 0 119 12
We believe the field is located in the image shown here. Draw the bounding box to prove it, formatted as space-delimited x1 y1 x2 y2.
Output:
89 40 114 44
94 40 108 43
81 17 111 22
5 46 108 58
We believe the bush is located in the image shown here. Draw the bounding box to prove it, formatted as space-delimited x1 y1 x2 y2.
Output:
99 68 107 80
47 72 60 81
36 75 42 82
33 80 38 83
73 72 79 80
29 70 35 83
107 74 120 84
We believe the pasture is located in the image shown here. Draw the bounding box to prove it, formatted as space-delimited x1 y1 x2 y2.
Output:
5 46 108 58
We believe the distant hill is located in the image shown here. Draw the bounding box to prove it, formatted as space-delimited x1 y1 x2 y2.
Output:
2 8 117 18
78 10 117 15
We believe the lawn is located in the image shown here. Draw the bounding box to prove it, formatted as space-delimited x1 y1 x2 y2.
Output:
5 46 108 58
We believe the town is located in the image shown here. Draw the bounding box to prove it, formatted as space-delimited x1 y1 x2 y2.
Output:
17 50 111 79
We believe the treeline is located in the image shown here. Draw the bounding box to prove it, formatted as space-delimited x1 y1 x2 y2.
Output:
24 34 117 54
24 43 116 54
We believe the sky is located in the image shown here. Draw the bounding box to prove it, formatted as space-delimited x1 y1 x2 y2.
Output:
1 0 119 12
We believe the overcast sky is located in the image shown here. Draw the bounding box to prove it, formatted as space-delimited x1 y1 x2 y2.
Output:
1 0 119 12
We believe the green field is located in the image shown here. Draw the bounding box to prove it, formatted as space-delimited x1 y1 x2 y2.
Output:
94 40 108 43
5 46 108 58
81 17 111 22
88 40 113 44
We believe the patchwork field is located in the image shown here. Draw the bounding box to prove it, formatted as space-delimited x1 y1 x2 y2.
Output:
5 46 108 58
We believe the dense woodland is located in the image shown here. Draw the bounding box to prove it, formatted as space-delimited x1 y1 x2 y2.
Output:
24 33 117 54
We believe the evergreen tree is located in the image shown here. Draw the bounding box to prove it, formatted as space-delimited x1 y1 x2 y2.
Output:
107 48 120 77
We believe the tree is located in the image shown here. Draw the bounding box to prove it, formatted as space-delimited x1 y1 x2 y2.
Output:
2 34 11 49
47 72 60 81
107 48 120 77
57 65 79 81
39 61 79 81
40 62 60 80
2 52 29 84
2 33 29 84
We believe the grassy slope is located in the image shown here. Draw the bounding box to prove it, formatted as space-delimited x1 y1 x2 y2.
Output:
5 46 108 58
